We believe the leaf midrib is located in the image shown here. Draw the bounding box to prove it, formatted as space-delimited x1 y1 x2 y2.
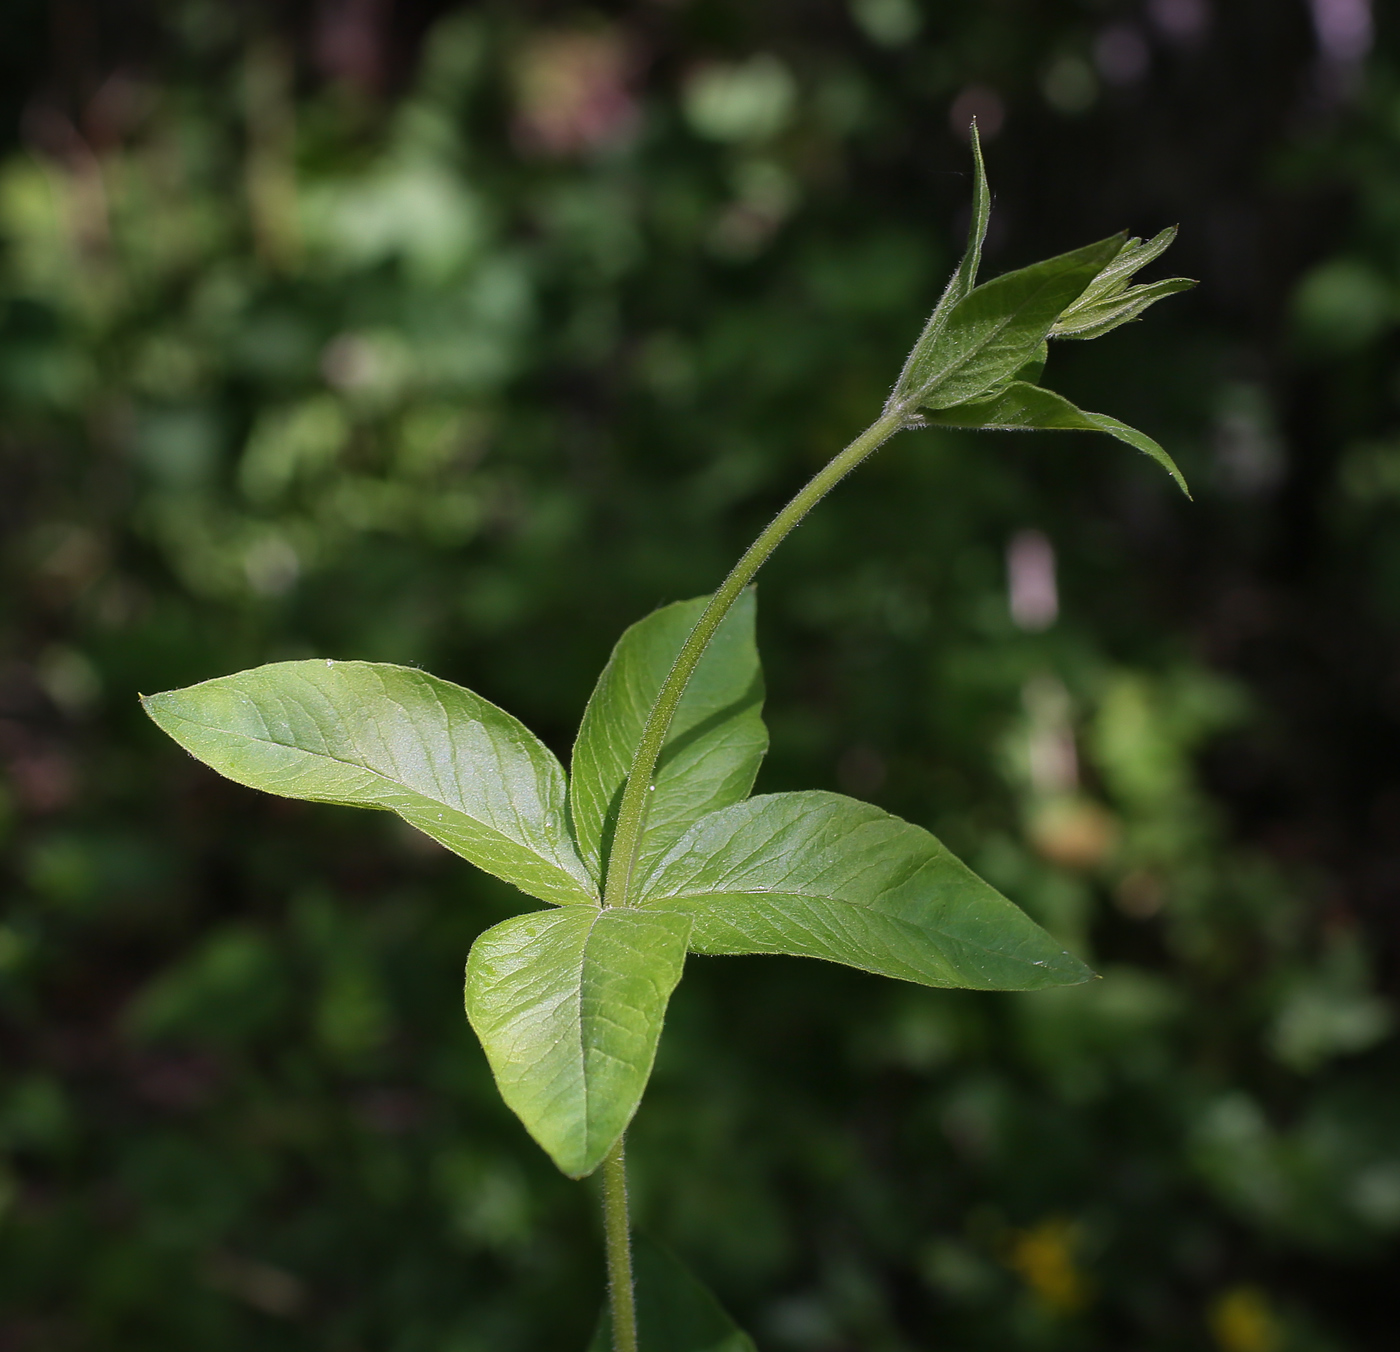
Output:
574 909 612 1158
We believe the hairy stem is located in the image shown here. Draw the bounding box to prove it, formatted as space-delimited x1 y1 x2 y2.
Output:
602 1136 637 1352
601 406 909 910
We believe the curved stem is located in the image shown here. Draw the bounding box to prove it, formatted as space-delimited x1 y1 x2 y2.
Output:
601 406 909 910
602 1136 637 1352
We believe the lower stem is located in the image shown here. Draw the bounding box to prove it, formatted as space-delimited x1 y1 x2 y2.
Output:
601 1136 638 1352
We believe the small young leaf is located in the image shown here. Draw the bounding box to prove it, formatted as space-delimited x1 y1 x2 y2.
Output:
142 660 596 907
570 591 766 885
587 1234 756 1352
1072 226 1178 306
1064 228 1176 306
886 121 991 410
638 791 1093 990
926 379 1191 497
904 234 1124 411
1050 225 1194 340
1050 276 1195 340
464 907 691 1178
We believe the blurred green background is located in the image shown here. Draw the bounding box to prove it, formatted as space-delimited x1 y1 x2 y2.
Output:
2 1 1399 1348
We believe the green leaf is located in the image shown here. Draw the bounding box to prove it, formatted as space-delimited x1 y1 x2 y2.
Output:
1010 339 1048 387
587 1234 757 1352
949 120 992 307
1051 226 1194 340
887 121 991 408
1052 276 1195 341
906 234 1124 411
925 379 1191 497
1075 226 1179 306
464 907 690 1178
570 591 766 886
638 791 1093 990
142 660 595 908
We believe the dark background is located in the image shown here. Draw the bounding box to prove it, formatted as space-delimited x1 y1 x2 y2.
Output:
2 1 1399 1348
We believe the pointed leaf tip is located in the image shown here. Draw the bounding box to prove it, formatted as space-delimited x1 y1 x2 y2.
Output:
886 124 993 412
925 381 1191 498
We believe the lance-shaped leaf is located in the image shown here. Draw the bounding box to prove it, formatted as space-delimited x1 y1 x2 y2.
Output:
143 660 596 907
887 121 991 410
464 907 691 1178
637 791 1093 990
587 1235 756 1352
909 234 1124 411
570 591 766 886
926 379 1190 497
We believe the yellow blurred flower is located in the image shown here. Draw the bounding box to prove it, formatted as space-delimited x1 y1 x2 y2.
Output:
1209 1286 1279 1352
1006 1216 1092 1314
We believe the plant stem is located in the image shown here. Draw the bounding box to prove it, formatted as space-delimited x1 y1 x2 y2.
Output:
601 405 910 910
602 1135 638 1352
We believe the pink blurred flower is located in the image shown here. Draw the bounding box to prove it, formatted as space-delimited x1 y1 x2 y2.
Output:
513 29 639 157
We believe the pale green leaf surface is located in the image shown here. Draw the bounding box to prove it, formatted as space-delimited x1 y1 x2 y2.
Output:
638 791 1093 990
1073 225 1178 308
926 380 1190 497
570 591 766 885
464 907 690 1178
587 1235 756 1352
142 660 595 907
1052 276 1195 340
888 122 991 411
911 234 1124 410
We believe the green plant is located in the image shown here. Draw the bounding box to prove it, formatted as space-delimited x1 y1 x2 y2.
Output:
141 131 1190 1350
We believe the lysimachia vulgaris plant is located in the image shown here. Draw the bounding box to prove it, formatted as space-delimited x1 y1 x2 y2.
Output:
143 129 1193 1351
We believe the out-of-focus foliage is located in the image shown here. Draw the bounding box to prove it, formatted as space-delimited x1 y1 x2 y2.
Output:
0 2 1397 1349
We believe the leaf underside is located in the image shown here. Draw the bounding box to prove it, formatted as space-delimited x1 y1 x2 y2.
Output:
464 907 691 1178
587 1234 756 1352
142 660 595 906
570 591 766 886
926 379 1191 498
638 791 1093 991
